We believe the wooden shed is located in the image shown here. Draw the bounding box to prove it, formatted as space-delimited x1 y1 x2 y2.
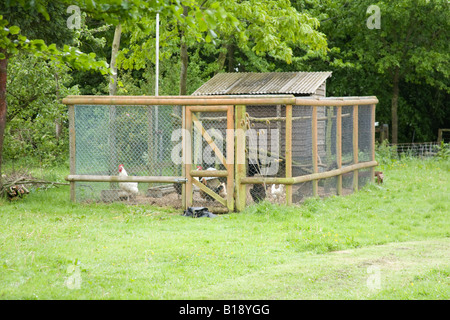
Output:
192 72 332 177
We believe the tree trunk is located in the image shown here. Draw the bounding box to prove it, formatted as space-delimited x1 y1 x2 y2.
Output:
54 72 62 140
391 66 400 144
109 24 122 96
179 6 189 96
227 42 235 72
215 44 227 75
0 49 8 183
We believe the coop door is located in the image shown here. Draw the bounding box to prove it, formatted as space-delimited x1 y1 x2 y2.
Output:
184 105 234 212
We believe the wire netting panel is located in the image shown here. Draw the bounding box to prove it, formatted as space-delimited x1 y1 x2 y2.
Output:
358 105 373 162
74 104 183 206
341 105 354 167
245 105 287 205
291 105 313 204
358 168 372 190
317 106 337 198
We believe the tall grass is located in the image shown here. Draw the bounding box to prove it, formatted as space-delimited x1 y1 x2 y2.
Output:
0 156 449 299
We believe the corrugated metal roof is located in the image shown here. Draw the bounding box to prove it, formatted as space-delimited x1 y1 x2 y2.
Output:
192 72 332 96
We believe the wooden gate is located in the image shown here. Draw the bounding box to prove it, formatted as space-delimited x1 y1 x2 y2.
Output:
184 105 234 212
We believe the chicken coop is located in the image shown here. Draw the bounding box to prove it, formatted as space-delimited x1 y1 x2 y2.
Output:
63 72 378 213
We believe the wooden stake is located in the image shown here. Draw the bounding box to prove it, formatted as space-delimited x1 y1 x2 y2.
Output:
185 107 193 207
370 104 376 184
226 105 235 212
235 105 247 212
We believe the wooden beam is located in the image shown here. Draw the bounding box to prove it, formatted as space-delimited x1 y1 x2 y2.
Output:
190 170 228 177
235 104 247 212
181 106 186 210
370 104 376 184
240 161 378 185
296 97 379 106
62 95 297 106
65 175 187 183
226 105 235 212
185 107 193 207
312 106 318 197
192 178 227 206
285 105 292 205
353 105 359 191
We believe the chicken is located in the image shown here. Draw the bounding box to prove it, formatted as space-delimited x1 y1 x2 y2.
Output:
118 164 139 200
250 184 266 203
270 184 284 201
173 182 182 198
375 171 384 184
217 182 227 198
199 177 214 201
200 178 227 201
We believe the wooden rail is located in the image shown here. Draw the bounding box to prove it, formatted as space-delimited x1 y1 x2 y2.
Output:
240 161 378 185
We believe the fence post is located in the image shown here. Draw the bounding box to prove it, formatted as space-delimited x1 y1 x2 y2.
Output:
336 106 342 195
235 104 247 211
285 104 292 205
68 104 76 202
181 106 186 210
353 105 359 191
185 107 193 208
226 106 235 212
371 104 376 183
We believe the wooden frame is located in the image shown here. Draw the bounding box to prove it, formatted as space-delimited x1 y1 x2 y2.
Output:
65 95 379 211
185 105 234 212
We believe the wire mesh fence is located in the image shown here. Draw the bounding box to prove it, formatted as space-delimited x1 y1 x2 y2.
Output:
74 104 183 207
68 97 378 210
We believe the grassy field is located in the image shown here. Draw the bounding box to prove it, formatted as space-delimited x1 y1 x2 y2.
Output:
0 157 449 300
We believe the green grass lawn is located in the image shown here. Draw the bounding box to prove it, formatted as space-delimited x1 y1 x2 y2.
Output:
0 157 449 299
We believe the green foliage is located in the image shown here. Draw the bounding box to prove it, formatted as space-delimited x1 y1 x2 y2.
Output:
3 53 80 167
435 142 450 161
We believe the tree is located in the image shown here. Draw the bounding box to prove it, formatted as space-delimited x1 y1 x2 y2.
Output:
300 0 449 144
0 0 229 182
117 0 328 95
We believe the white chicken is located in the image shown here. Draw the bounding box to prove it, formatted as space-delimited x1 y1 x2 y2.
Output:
270 184 284 202
118 164 139 201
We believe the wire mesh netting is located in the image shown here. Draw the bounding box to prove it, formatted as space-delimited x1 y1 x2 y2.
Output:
71 102 376 209
244 104 287 206
74 104 183 206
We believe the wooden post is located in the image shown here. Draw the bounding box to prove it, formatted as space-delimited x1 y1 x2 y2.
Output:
185 107 193 207
68 105 76 202
235 104 247 211
370 104 376 183
353 105 359 191
285 105 292 205
312 106 318 197
336 106 342 195
226 105 235 212
181 106 186 210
